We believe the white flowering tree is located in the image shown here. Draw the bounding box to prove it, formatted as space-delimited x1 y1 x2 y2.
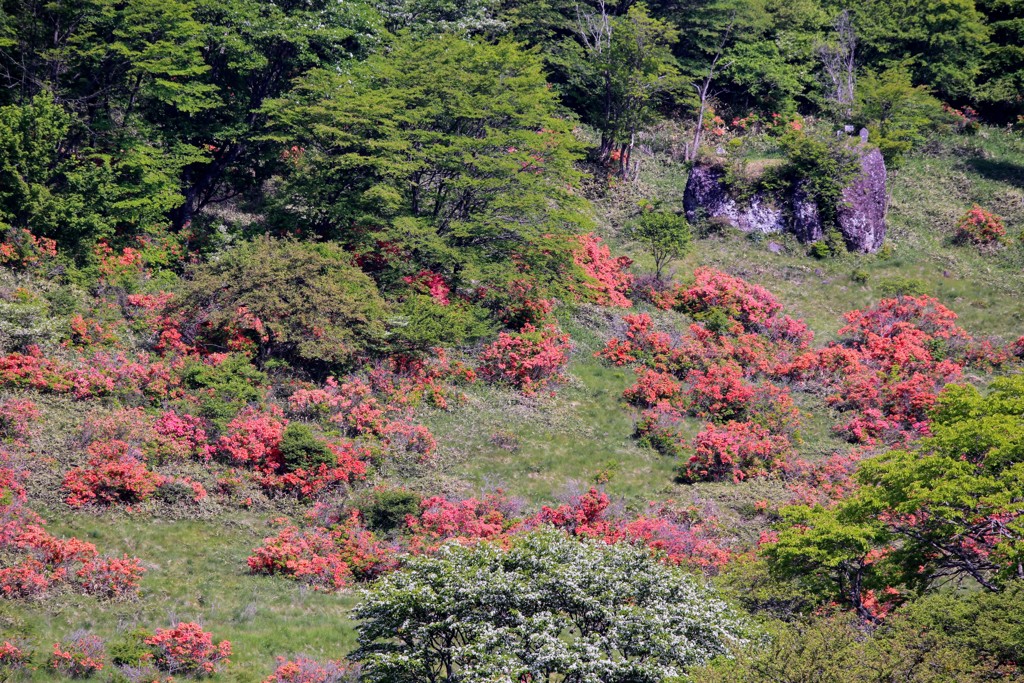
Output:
350 529 746 682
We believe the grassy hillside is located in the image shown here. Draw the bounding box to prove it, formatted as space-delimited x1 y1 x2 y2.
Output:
3 127 1022 682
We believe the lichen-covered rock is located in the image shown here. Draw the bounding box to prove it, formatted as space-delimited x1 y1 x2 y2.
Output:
837 147 887 252
791 181 822 243
684 142 888 252
683 165 785 234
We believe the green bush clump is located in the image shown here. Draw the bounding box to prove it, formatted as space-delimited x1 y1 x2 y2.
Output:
877 277 931 297
361 488 423 533
176 238 389 371
180 353 268 426
279 423 335 473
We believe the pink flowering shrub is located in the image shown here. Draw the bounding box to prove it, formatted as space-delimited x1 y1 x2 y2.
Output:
478 324 571 395
955 205 1006 245
76 555 145 600
146 622 231 677
681 421 794 483
573 233 634 307
50 632 105 678
0 397 40 441
264 657 358 683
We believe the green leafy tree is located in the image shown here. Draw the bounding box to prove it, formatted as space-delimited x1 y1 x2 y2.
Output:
825 0 989 102
266 35 589 295
352 529 746 682
175 237 388 370
628 209 692 279
853 69 948 166
557 3 680 174
764 374 1024 618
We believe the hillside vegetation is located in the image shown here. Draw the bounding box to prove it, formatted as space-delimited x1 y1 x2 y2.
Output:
1 0 1023 681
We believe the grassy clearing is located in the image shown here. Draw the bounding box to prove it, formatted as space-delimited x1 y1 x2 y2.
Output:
2 509 361 683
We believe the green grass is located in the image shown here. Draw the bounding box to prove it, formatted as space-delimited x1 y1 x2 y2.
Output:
2 510 360 682
3 127 1023 681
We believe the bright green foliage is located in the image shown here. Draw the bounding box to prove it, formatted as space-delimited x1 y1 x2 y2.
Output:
0 93 184 256
765 374 1024 618
854 69 948 167
352 529 745 682
694 611 984 682
180 352 268 425
279 423 335 472
177 238 388 370
267 36 588 294
390 295 492 353
830 0 989 102
627 209 692 279
557 3 681 170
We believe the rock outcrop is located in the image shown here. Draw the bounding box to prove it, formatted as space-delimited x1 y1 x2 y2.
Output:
836 146 887 252
684 139 888 253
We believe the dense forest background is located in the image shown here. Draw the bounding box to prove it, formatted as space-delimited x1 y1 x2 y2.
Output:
1 0 1023 681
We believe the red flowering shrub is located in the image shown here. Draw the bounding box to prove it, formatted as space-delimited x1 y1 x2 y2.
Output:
217 407 286 469
0 397 39 441
494 279 556 330
0 558 51 598
264 657 358 683
151 410 213 462
670 267 781 330
63 442 160 508
50 632 105 678
76 555 145 600
0 228 58 268
0 639 30 670
534 487 619 540
146 622 231 677
623 369 682 407
681 421 793 483
248 512 397 589
573 233 634 307
622 515 730 571
403 270 451 305
955 205 1006 245
406 494 518 552
478 324 571 395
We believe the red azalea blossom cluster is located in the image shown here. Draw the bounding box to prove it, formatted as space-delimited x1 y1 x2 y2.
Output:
264 657 358 683
146 622 231 677
0 228 58 268
248 488 730 589
247 511 398 590
0 639 30 670
682 421 793 484
49 633 106 677
573 233 634 307
403 269 451 306
478 324 572 395
955 205 1006 245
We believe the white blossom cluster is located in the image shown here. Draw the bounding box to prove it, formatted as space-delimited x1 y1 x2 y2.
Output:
352 529 746 682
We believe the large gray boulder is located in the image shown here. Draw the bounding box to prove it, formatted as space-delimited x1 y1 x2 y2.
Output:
683 164 785 234
683 142 888 252
837 146 887 252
